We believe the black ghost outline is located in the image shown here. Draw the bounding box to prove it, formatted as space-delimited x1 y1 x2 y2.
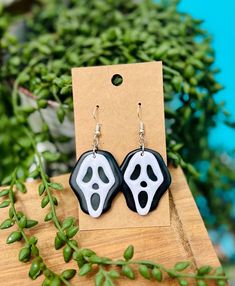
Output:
121 148 171 214
69 150 122 217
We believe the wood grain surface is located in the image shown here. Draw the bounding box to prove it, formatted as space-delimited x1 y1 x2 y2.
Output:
0 167 220 285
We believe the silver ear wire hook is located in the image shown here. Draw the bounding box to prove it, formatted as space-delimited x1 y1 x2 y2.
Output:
93 104 99 123
92 105 101 157
137 102 145 155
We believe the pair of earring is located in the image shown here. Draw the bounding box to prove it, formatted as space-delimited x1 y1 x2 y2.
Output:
69 103 171 218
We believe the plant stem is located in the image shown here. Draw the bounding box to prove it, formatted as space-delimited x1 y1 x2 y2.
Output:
90 259 228 281
9 169 29 243
7 170 63 283
23 127 80 253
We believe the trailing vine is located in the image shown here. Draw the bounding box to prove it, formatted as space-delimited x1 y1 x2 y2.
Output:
0 169 76 286
1 126 224 286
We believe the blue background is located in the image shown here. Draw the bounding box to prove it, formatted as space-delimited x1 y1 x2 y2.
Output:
178 0 235 152
178 0 235 259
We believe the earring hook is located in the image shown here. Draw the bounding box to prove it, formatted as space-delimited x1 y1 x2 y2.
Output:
137 102 145 155
93 105 99 123
137 102 143 123
92 105 101 157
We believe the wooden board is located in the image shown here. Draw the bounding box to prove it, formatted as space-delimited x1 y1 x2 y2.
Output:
0 167 220 285
72 61 170 230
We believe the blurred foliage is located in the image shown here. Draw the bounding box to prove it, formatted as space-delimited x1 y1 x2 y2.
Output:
0 0 235 248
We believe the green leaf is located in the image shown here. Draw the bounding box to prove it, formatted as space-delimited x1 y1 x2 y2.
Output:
179 279 189 286
19 247 31 262
54 235 65 250
16 182 26 193
37 99 48 109
70 239 78 247
87 255 103 264
52 196 58 205
109 270 120 279
29 169 40 179
41 196 49 208
50 277 61 286
21 105 35 114
103 279 114 286
216 281 226 286
38 183 45 196
0 200 10 208
174 261 190 271
63 245 73 263
122 265 135 280
66 226 79 238
29 258 42 280
138 265 151 279
50 182 64 191
42 151 60 162
73 251 85 268
172 143 184 152
62 217 74 230
60 85 72 95
31 245 39 256
184 65 195 78
56 107 65 123
0 189 9 197
81 248 96 257
166 269 178 278
78 264 92 276
123 245 134 261
152 268 162 282
0 218 13 229
197 265 212 276
172 76 182 92
19 215 27 229
9 207 14 219
57 231 67 242
61 269 76 280
1 175 12 185
197 280 207 286
95 272 103 286
187 164 199 177
25 219 38 228
44 212 53 222
29 236 38 245
215 266 224 276
42 278 51 286
6 231 22 244
16 211 24 219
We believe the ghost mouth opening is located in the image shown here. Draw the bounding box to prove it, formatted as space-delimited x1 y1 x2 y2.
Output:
91 193 100 211
138 191 148 208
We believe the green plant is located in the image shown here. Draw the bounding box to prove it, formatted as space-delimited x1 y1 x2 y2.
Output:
0 169 76 285
0 0 234 277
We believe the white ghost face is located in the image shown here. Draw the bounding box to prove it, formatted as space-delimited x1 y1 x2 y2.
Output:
70 150 122 218
123 150 164 216
75 153 116 218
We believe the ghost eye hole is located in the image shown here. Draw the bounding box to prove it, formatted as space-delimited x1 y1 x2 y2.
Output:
98 166 109 183
130 164 141 180
82 167 93 182
147 165 158 181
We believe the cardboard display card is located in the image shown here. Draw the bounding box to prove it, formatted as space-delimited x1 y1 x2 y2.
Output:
72 61 170 230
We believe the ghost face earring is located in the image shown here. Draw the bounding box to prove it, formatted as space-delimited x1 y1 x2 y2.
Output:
69 105 122 218
121 103 171 216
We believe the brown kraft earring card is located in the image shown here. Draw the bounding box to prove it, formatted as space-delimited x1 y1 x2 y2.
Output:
71 61 170 230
